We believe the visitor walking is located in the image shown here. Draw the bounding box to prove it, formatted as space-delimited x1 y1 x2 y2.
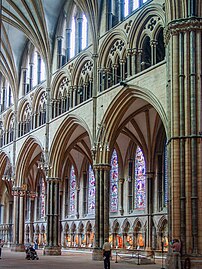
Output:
102 238 112 269
0 239 4 259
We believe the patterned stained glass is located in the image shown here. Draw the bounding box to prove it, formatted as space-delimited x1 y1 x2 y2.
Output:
69 165 76 215
135 147 146 209
37 176 45 219
164 146 168 206
88 165 95 214
110 149 119 213
40 177 45 218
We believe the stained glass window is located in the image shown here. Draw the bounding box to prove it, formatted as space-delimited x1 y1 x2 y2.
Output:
69 165 76 215
40 177 45 218
88 165 95 214
37 176 45 219
164 146 168 206
110 149 119 213
134 147 146 209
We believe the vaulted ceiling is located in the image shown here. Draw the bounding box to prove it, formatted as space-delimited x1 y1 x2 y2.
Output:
0 0 102 91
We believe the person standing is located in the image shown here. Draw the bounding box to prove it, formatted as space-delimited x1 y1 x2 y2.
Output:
171 239 181 269
102 238 112 269
0 239 4 259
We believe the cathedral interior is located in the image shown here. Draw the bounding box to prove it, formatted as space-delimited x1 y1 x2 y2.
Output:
0 0 201 268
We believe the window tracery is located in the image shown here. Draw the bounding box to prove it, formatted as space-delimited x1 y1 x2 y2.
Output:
18 103 32 137
7 113 14 144
100 39 127 91
75 60 93 106
36 92 46 128
52 77 70 119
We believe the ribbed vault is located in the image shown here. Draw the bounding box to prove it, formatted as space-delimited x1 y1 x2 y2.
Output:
49 115 92 178
97 86 167 168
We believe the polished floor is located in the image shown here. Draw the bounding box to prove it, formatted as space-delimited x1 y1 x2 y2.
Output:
0 248 164 268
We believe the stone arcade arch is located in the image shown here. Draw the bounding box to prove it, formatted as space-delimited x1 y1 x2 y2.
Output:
44 115 93 254
92 85 167 260
12 136 45 251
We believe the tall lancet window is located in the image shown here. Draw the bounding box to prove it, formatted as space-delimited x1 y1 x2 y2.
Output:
110 149 119 213
69 165 76 215
164 146 168 206
82 14 88 49
37 176 46 219
70 17 76 58
134 146 146 209
88 165 95 214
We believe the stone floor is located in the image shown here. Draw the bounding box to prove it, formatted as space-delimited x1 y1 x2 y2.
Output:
0 248 164 269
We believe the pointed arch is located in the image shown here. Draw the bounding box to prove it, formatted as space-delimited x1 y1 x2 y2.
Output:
15 136 44 186
96 86 167 164
49 114 93 178
98 30 128 67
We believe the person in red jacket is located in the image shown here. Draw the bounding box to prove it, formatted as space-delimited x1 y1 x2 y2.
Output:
171 239 181 269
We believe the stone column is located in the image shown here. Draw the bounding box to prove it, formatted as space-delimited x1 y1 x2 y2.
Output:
44 177 61 255
150 40 157 65
76 15 83 54
131 49 137 75
65 28 71 62
92 164 111 260
126 49 132 77
166 17 202 268
29 62 34 90
11 186 26 252
145 172 154 254
137 49 142 73
37 52 41 84
76 185 80 219
29 192 36 243
8 200 13 246
21 67 27 95
57 36 63 68
19 192 25 246
119 178 124 215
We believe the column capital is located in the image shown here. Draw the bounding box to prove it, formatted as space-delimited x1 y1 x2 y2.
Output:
93 163 111 170
119 178 125 184
145 172 155 179
46 177 61 183
165 18 202 43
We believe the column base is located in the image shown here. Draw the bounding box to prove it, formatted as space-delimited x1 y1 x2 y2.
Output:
43 246 61 255
11 244 25 252
144 247 155 258
92 247 103 261
166 253 202 269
